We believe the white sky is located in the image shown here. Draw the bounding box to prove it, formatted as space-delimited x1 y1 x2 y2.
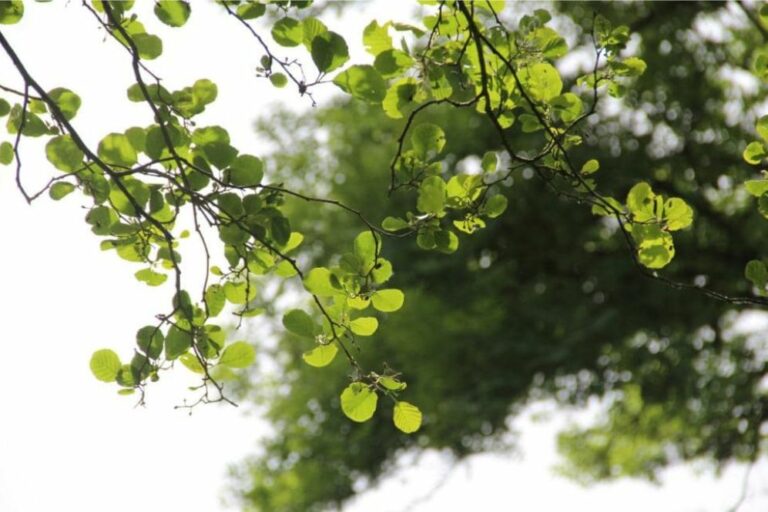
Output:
1 2 767 511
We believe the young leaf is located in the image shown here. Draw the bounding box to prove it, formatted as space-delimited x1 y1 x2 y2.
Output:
302 344 338 367
340 382 378 422
350 317 379 336
90 349 121 382
393 401 422 433
283 309 316 338
219 341 255 368
371 289 405 313
154 0 191 28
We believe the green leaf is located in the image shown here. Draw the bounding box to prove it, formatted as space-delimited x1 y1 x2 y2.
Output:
382 216 409 231
219 341 255 368
393 401 422 433
374 49 414 79
417 176 446 214
382 78 419 119
411 123 446 158
48 88 81 120
520 62 562 101
302 344 338 367
581 159 600 175
165 325 192 360
134 267 168 286
371 289 405 312
237 2 265 19
363 20 392 56
757 116 768 140
49 181 75 200
0 141 13 165
744 141 767 165
481 151 498 173
154 0 190 27
311 31 349 73
193 78 217 105
354 231 381 273
664 198 693 231
205 284 226 317
269 73 288 88
90 349 121 382
0 98 9 117
746 260 768 291
340 382 378 422
745 180 768 197
272 17 303 47
283 309 316 338
632 224 675 269
301 16 328 48
133 33 163 60
483 195 508 218
350 317 378 336
228 154 263 187
98 133 137 167
303 267 341 297
223 280 256 305
180 353 204 374
136 325 164 359
6 105 47 136
333 65 387 103
0 0 23 24
46 135 84 172
626 182 656 222
379 375 406 391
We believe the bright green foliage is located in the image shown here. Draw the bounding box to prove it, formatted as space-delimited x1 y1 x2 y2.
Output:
349 316 378 336
154 1 190 28
0 0 23 24
340 382 378 422
271 17 303 47
745 260 768 294
333 65 387 103
302 344 337 367
393 401 422 434
48 88 81 120
0 141 12 165
371 289 404 313
46 135 84 172
219 341 256 368
744 141 767 164
283 309 316 338
89 349 121 382
49 182 75 200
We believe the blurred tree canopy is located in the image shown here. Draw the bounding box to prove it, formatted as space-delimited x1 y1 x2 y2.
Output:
229 2 768 510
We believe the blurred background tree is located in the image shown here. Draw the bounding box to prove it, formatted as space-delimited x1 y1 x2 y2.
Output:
228 2 768 510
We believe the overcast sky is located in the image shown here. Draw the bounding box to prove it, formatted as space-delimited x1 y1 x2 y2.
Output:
1 2 767 511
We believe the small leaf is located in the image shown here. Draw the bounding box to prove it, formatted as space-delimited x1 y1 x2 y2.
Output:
382 216 409 231
664 198 693 231
98 133 137 167
311 31 349 73
744 141 767 165
745 180 768 197
0 0 23 24
48 88 82 121
283 309 316 338
205 284 226 317
90 349 121 382
483 195 508 218
340 382 378 422
393 401 422 433
272 17 303 47
303 267 340 297
411 123 446 158
746 260 768 291
165 325 192 360
354 231 381 273
371 289 405 312
333 65 387 103
481 151 498 173
133 33 163 60
134 267 168 286
302 344 338 367
363 20 392 56
154 0 190 27
228 154 263 187
136 325 164 359
350 317 379 336
49 182 76 200
417 176 446 214
581 159 599 175
0 142 13 166
180 353 204 373
269 73 288 88
219 341 255 368
379 376 406 391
